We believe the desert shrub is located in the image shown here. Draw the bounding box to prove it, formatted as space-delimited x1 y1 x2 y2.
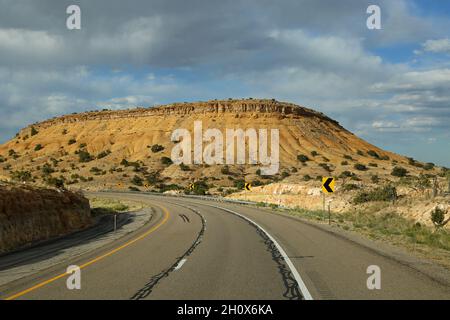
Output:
438 167 449 177
151 144 165 153
129 186 140 192
50 158 59 167
252 179 264 186
353 185 397 204
303 174 312 181
97 150 111 159
11 170 32 182
319 163 332 172
371 175 380 183
367 150 380 159
179 163 190 171
30 126 38 136
42 163 54 175
311 151 319 157
339 170 354 178
145 172 161 184
281 171 290 178
34 144 43 151
131 175 143 186
79 143 87 148
415 174 431 190
221 165 231 175
121 159 140 170
357 150 364 156
234 179 245 189
322 157 330 162
68 139 77 145
391 166 408 177
45 176 64 188
291 167 298 173
341 161 349 166
431 207 449 229
190 180 210 195
424 162 435 171
380 155 390 161
344 155 353 160
342 183 359 191
0 156 5 163
78 150 93 163
297 154 309 163
90 167 102 175
368 163 378 167
62 129 68 135
354 163 368 171
161 156 173 165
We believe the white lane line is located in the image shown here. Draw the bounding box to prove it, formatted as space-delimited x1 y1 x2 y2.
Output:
174 258 187 271
209 204 314 300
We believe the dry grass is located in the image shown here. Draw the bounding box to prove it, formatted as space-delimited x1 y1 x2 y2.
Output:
87 197 145 215
259 202 450 270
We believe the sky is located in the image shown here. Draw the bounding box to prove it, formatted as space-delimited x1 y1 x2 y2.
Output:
0 0 449 166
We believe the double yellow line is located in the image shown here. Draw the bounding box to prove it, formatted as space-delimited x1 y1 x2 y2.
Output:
4 205 170 300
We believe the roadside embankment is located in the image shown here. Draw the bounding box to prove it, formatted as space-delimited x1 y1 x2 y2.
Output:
0 184 92 253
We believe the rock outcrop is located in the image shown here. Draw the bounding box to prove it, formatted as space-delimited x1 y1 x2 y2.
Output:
0 184 92 253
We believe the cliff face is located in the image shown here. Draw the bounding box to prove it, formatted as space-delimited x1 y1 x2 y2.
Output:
24 99 342 131
0 184 92 253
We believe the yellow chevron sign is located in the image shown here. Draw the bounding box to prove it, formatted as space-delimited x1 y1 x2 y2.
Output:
244 183 252 191
322 177 335 193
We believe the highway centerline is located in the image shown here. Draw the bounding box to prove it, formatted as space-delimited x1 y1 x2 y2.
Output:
4 204 171 300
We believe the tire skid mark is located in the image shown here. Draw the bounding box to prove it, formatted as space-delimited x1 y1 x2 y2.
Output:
130 205 205 300
178 214 190 223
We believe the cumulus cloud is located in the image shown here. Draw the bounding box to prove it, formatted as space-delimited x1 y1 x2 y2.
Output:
0 0 448 165
422 38 450 54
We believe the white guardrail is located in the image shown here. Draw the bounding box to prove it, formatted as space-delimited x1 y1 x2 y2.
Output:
97 189 260 206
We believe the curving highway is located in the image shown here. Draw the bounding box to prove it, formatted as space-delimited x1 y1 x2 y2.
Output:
0 192 449 300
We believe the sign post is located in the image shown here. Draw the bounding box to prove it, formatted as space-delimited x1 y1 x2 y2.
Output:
328 201 332 225
244 182 251 201
322 177 335 224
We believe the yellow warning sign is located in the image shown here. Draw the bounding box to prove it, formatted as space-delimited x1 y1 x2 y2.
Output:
322 177 335 193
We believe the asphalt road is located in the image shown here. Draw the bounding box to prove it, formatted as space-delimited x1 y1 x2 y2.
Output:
0 192 449 300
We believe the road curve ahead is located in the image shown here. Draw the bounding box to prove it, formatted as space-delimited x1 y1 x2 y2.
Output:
1 192 449 300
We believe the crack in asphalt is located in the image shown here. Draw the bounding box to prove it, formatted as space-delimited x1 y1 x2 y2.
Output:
130 206 206 300
132 198 303 300
227 210 303 300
